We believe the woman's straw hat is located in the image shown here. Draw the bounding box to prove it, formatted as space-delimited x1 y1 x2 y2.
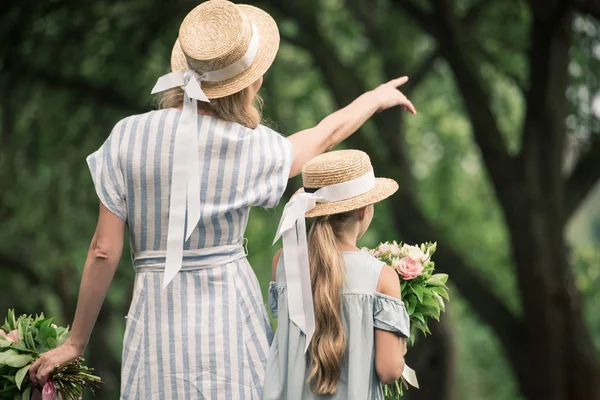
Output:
170 0 279 99
302 150 398 218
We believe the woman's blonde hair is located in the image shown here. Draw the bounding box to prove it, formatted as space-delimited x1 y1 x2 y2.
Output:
157 86 263 129
307 209 358 395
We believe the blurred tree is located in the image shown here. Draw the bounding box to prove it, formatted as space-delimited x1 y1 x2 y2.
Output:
1 0 599 399
255 0 600 399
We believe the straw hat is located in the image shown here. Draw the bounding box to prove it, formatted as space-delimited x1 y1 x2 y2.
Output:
302 150 398 218
170 0 279 99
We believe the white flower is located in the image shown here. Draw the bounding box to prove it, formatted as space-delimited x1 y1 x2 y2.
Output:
378 243 393 255
390 245 403 255
403 244 429 263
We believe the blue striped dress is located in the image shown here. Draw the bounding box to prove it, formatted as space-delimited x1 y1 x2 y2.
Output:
87 108 293 399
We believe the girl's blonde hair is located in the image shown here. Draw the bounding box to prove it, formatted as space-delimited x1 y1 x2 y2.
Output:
157 86 263 129
307 209 358 395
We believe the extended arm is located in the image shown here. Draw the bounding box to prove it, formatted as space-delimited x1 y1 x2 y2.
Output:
287 76 416 177
29 203 125 386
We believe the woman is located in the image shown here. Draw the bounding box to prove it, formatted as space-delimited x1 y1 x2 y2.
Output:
28 1 416 398
264 150 409 400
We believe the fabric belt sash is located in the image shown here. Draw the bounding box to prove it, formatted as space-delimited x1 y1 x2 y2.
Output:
133 245 246 273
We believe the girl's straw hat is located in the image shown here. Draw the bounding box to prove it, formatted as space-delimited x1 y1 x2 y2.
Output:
302 150 398 218
170 0 279 99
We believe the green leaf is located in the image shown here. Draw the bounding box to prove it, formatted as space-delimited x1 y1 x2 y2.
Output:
15 365 29 389
21 386 31 400
410 285 424 303
37 325 57 349
18 319 29 345
432 286 450 301
0 349 14 364
5 353 32 368
5 344 35 354
407 300 416 316
25 331 36 351
8 310 17 331
0 337 12 348
423 295 439 308
2 375 16 383
425 273 448 286
412 312 426 324
0 384 18 397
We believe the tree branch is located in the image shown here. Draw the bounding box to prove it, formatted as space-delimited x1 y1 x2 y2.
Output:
347 0 440 94
462 0 491 25
571 0 600 19
397 0 518 208
390 0 436 33
566 134 600 217
520 2 573 219
3 59 143 113
403 48 440 94
475 43 527 94
0 253 41 286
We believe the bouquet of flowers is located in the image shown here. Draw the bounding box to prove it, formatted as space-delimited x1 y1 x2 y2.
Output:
363 241 449 399
0 310 102 400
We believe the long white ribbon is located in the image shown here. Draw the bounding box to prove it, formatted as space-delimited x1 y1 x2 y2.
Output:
403 364 419 389
273 170 376 351
152 70 204 288
151 23 260 288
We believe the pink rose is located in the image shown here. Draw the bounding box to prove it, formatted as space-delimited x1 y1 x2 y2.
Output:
41 381 62 400
393 257 424 280
0 329 19 344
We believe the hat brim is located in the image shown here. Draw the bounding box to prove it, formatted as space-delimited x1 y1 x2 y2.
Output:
171 4 280 99
305 178 399 218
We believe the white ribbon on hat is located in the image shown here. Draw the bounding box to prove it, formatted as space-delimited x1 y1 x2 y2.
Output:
273 169 376 351
151 23 260 289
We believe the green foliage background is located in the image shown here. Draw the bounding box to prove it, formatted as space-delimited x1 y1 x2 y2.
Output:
1 0 599 399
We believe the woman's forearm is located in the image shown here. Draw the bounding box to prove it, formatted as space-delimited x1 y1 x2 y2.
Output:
313 91 380 151
287 76 414 178
287 92 379 177
68 232 122 353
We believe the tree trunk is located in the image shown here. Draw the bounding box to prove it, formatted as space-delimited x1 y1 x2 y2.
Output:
506 4 600 399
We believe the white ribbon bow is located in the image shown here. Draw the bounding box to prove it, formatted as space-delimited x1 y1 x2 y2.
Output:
149 23 261 288
273 170 376 352
152 71 207 288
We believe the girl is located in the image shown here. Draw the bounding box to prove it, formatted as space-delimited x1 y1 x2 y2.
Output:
28 1 415 398
265 150 410 400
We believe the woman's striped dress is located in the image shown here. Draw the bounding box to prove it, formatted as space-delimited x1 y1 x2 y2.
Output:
87 108 293 399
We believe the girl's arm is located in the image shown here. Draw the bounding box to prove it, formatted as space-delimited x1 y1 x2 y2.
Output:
29 203 125 386
374 266 408 384
287 76 416 178
272 248 283 281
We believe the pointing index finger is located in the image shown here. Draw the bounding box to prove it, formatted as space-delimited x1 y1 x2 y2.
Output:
388 76 409 87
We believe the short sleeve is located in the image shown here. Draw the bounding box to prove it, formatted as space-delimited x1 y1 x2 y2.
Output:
268 282 279 318
86 120 127 221
250 126 293 208
373 293 410 338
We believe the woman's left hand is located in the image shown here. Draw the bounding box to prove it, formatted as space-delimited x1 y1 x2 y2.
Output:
29 339 83 387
